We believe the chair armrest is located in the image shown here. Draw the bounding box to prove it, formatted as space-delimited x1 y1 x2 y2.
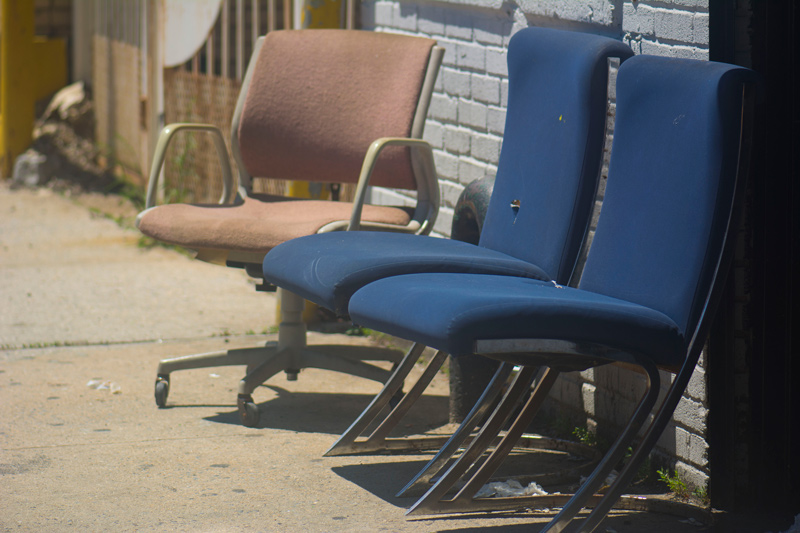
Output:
348 137 438 232
145 123 234 209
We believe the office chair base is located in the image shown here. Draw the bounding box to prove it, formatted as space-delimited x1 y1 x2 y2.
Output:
152 340 403 415
235 341 402 426
152 290 403 424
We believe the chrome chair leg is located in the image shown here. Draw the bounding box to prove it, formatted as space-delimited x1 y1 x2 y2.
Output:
406 365 547 514
325 345 450 456
396 362 516 497
542 358 660 533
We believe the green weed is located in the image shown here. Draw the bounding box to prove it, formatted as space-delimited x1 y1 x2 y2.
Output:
657 468 691 499
572 426 599 447
693 484 710 505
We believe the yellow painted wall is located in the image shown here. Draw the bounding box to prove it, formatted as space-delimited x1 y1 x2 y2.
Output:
1 0 36 176
1 0 67 177
300 0 343 29
32 38 68 101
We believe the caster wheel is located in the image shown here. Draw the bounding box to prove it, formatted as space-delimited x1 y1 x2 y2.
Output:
154 376 170 408
238 394 260 427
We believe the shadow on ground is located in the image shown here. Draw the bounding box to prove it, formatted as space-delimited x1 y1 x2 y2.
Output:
202 387 450 435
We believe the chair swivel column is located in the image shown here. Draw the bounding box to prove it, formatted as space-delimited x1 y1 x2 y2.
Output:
276 288 307 380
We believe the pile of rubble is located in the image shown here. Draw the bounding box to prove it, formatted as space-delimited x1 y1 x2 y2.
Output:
11 82 120 195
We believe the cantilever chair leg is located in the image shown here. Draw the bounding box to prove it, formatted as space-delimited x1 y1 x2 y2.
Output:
405 365 546 513
406 359 659 521
326 345 450 455
575 359 684 533
396 362 516 497
398 362 602 500
540 358 660 533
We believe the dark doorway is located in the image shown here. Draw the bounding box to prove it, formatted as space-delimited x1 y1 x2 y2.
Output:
708 0 800 519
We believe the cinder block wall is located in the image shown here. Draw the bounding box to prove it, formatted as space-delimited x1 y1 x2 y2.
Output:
363 0 712 488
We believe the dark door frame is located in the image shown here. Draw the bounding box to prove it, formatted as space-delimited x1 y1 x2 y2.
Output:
708 0 800 518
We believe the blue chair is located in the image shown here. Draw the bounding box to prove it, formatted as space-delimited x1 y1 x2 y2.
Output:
347 55 756 530
262 27 633 453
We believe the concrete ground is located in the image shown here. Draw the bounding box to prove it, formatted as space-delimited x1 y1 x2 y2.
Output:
1 183 719 532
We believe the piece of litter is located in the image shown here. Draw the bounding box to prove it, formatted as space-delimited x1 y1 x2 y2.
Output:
476 479 548 498
209 373 221 378
86 379 121 394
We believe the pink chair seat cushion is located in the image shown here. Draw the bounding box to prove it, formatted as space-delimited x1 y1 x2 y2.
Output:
137 195 413 254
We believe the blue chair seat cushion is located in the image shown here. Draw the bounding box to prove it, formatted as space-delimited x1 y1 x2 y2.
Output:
348 273 685 368
263 232 550 316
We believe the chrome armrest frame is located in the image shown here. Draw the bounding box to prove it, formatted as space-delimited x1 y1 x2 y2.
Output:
347 137 439 235
145 123 235 209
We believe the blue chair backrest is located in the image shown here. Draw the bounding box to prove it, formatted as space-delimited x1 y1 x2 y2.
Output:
579 55 753 341
479 27 633 284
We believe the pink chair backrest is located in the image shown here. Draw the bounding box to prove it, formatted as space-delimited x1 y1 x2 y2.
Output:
238 29 436 191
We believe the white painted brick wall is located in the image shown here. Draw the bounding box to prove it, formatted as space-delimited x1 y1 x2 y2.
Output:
363 0 711 488
471 73 501 104
622 1 709 60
